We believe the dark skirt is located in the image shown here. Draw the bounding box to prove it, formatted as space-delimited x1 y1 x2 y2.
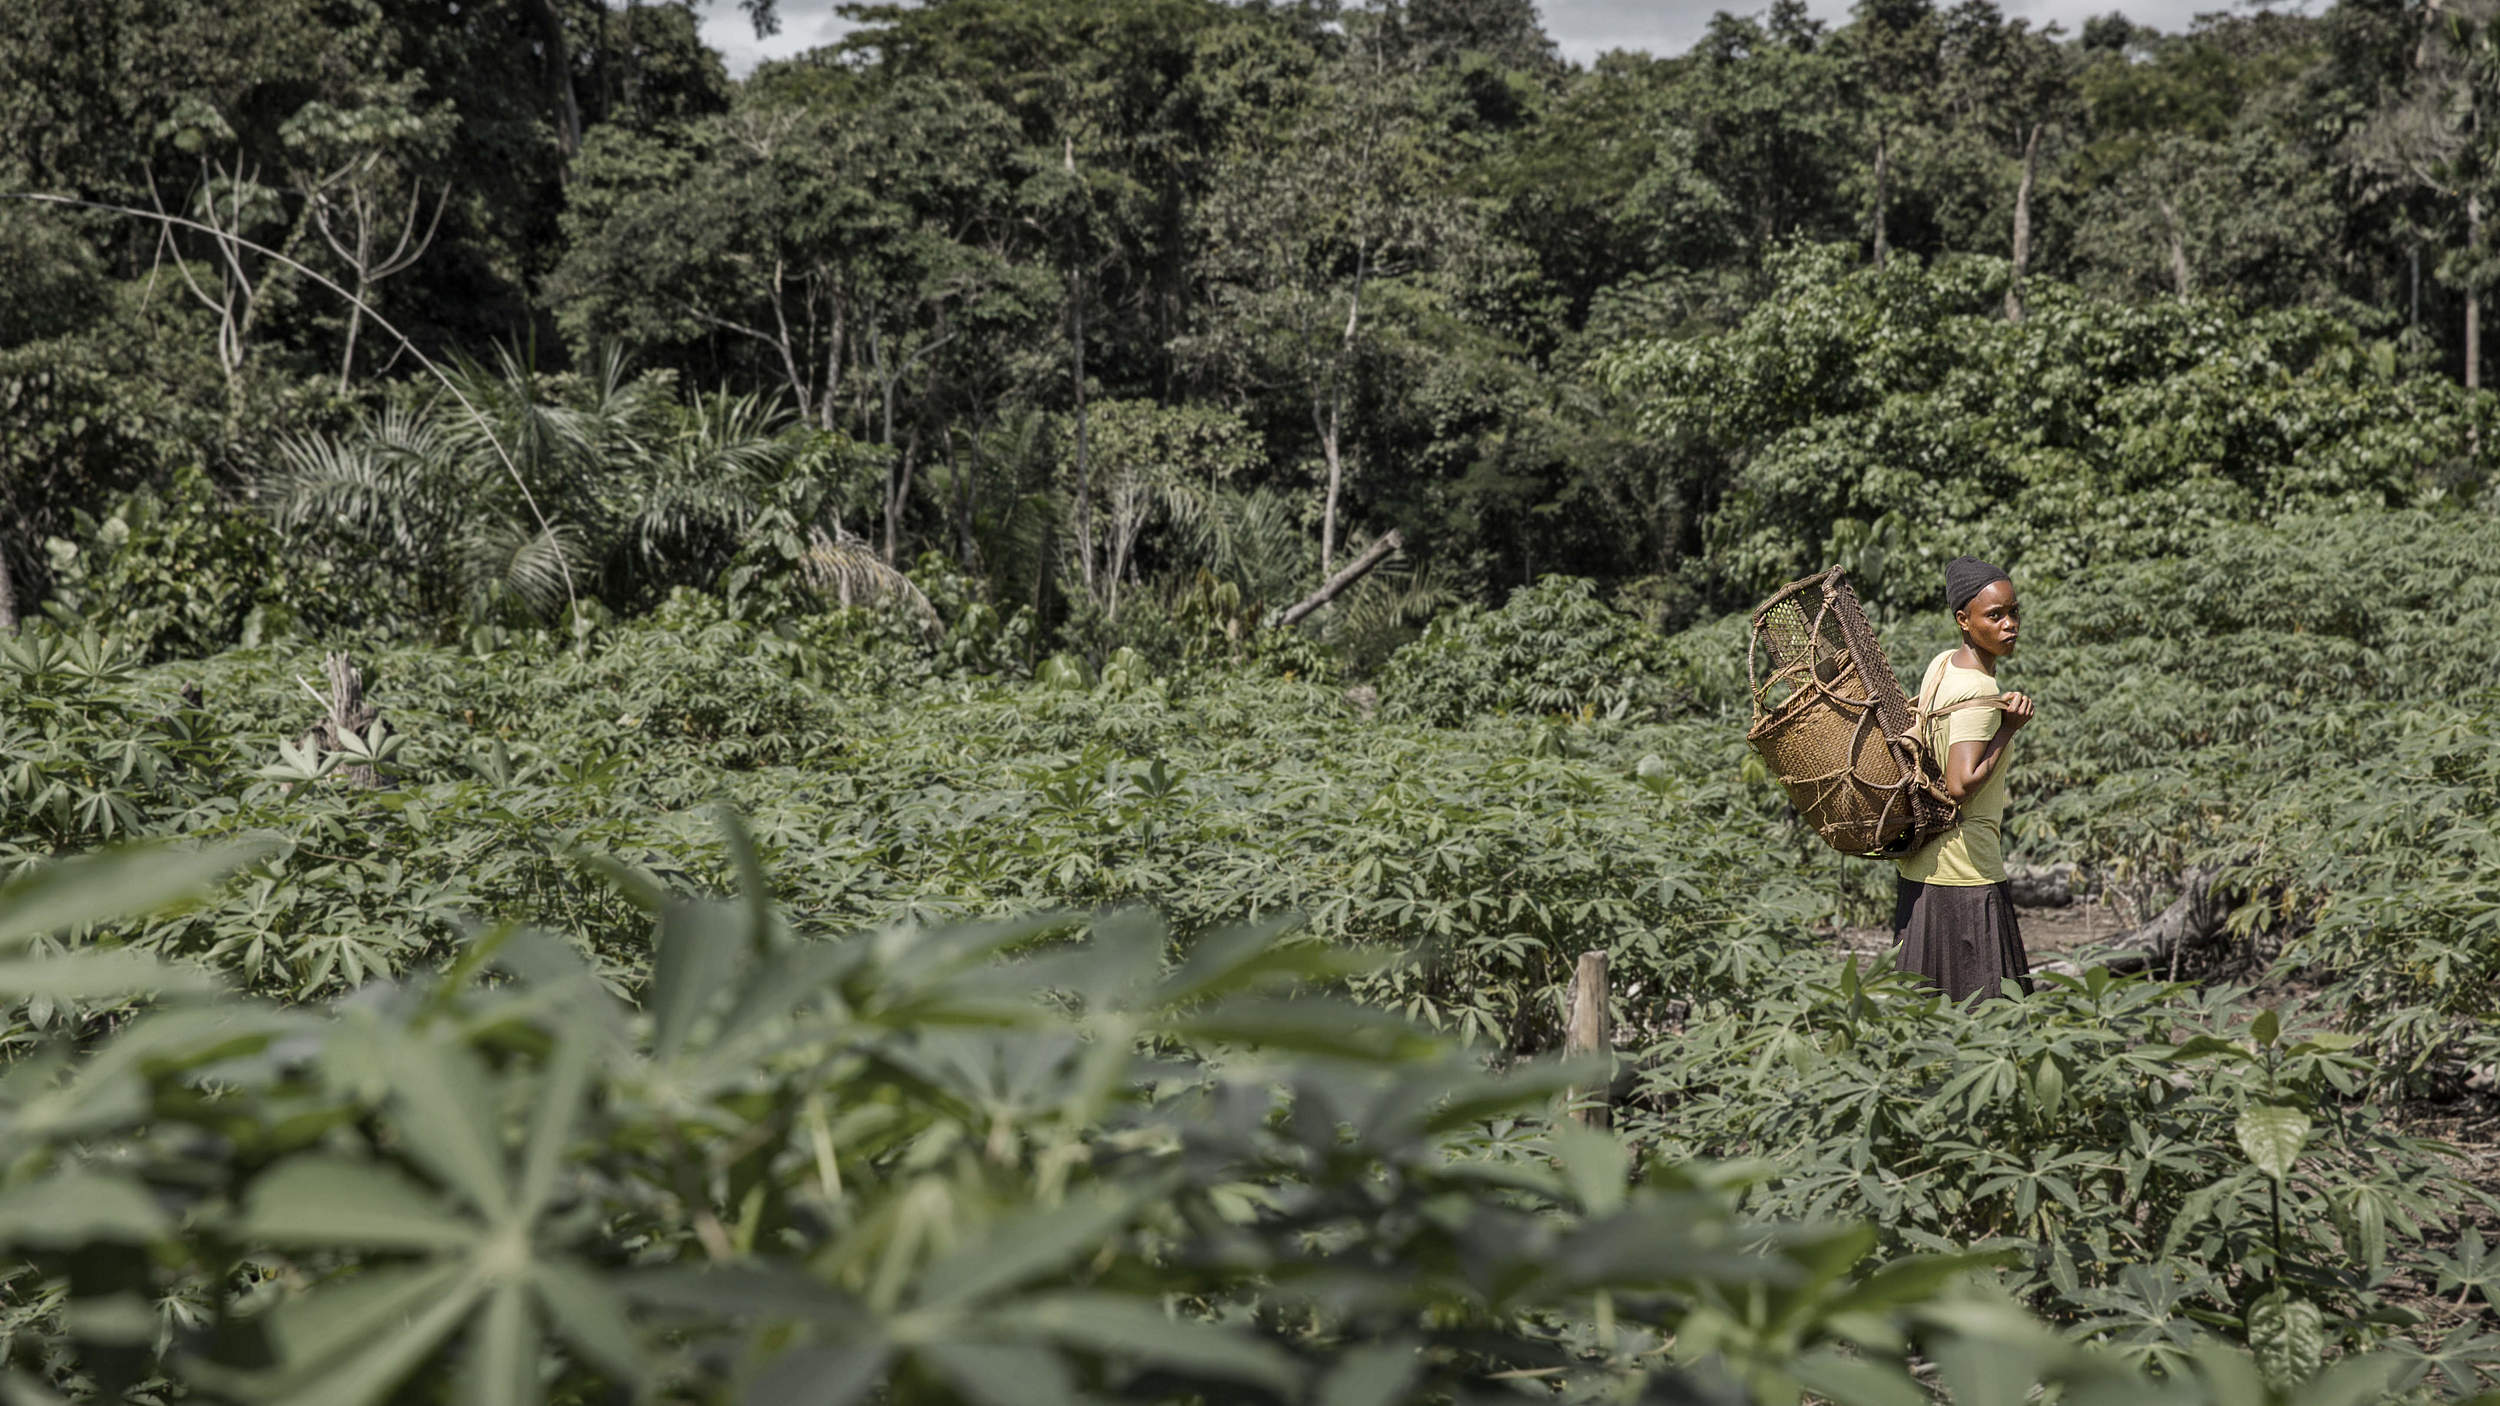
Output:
1893 877 2033 1002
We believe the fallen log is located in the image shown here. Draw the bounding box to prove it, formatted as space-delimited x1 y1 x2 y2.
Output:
2036 867 2225 978
1279 529 1403 628
2005 862 2080 909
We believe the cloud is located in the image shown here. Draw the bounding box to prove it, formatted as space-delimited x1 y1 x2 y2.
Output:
700 0 2271 77
1544 0 2290 61
697 2 857 74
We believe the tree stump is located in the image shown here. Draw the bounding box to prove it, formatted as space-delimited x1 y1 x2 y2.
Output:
299 651 387 789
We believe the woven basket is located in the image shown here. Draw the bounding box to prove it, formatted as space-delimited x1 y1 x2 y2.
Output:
1745 567 1961 859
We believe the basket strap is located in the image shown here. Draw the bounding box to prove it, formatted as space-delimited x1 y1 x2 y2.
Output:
1902 663 2012 815
1924 694 2010 719
1908 687 2013 753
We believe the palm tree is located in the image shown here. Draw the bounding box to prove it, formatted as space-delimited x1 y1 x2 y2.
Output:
264 347 816 624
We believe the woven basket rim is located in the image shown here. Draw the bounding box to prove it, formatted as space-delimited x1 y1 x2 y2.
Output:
1744 566 1958 859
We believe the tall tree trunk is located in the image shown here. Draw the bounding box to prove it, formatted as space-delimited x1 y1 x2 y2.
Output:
822 298 845 431
589 0 613 118
0 531 17 634
883 426 918 568
623 0 643 112
523 0 584 160
2157 196 2190 301
1317 396 1344 577
2005 122 2042 323
339 272 368 394
1319 246 1368 575
750 259 814 418
1070 269 1094 596
950 428 977 569
1871 128 1890 271
876 336 903 566
2469 192 2483 391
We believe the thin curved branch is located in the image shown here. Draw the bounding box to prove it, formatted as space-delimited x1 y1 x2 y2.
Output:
0 190 580 618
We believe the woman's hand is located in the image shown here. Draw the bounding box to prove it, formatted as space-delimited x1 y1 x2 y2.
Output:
1999 692 2036 732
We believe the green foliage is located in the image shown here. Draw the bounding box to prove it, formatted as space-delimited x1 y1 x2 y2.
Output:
43 465 350 660
1378 575 1680 724
1926 513 2500 1083
0 627 239 859
0 829 2477 1405
0 203 107 348
1602 248 2488 610
0 313 223 590
1629 960 2496 1385
264 350 835 627
11 1 2500 1397
0 500 2497 1395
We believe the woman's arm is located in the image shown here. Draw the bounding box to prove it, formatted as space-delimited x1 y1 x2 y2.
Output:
1942 692 2035 805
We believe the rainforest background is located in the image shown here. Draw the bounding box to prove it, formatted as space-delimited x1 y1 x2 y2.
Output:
6 0 2499 641
4 0 2500 1403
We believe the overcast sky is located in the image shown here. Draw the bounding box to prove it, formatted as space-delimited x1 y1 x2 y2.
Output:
698 0 2287 76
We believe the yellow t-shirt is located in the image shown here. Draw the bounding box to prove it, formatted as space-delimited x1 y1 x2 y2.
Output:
1894 650 2009 887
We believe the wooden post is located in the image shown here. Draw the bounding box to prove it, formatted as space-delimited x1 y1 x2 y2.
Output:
1564 949 1612 1130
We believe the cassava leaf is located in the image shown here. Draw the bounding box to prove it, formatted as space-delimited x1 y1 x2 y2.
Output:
2236 1105 2311 1181
236 1158 479 1250
0 841 272 947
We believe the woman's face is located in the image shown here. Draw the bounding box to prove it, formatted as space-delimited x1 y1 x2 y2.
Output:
1956 579 2020 659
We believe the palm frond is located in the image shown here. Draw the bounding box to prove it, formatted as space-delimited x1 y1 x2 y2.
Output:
801 525 941 636
620 389 802 578
265 404 457 554
1323 548 1453 669
1189 487 1311 609
457 517 593 624
967 489 1062 607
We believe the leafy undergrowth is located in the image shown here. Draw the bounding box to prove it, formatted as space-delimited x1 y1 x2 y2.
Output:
0 836 2480 1406
3 506 2499 1399
0 599 1834 1051
1629 960 2500 1395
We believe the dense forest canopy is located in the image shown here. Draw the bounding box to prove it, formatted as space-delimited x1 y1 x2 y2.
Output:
4 0 2495 655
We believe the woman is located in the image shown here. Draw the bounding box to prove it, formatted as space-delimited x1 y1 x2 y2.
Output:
1893 556 2037 1001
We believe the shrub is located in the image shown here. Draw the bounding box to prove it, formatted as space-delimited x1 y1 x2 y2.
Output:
1628 958 2497 1384
0 838 2476 1405
1601 247 2489 612
43 464 362 659
1378 575 1681 724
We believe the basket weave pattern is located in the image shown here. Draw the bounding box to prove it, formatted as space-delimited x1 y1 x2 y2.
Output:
1745 568 1958 858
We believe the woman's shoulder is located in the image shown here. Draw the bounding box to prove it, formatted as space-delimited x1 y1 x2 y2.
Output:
1929 652 1995 703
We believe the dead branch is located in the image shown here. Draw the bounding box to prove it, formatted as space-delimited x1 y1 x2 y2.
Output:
2005 862 2081 909
1279 528 1403 628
